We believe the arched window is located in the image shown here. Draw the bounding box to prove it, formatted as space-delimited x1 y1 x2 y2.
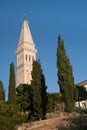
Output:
29 55 31 61
26 54 27 61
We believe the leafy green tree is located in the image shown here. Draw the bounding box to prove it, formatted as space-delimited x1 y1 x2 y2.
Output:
57 35 78 112
47 92 62 112
76 85 87 101
0 101 26 130
8 62 16 104
76 85 87 108
0 81 5 101
31 60 47 120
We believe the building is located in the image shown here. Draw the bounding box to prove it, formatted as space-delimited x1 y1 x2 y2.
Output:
16 17 37 86
75 80 87 109
77 80 87 91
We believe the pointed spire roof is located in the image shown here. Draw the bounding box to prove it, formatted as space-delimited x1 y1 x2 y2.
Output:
18 17 34 45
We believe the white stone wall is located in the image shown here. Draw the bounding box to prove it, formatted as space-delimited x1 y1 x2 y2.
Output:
84 84 87 91
75 100 87 109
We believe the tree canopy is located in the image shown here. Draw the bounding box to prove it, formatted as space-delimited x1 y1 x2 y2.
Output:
57 35 78 112
76 85 87 101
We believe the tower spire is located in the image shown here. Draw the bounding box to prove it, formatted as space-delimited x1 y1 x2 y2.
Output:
16 17 37 86
23 14 27 20
18 16 34 45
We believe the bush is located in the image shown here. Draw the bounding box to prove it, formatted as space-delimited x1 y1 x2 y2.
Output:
0 101 26 130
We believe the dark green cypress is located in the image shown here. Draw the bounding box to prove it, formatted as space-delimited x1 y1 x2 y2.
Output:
31 60 47 120
0 81 5 101
41 74 48 119
8 62 16 104
57 35 77 112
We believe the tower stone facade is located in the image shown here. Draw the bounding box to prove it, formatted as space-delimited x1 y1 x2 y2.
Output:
16 17 37 86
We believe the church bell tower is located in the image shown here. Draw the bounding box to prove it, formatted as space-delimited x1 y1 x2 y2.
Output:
16 17 37 86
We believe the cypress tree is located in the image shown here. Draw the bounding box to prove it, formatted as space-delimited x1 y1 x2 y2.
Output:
31 60 47 120
8 62 16 104
31 60 42 120
0 81 5 101
41 74 48 119
57 35 77 112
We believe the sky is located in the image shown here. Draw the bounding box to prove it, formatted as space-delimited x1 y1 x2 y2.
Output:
0 0 87 99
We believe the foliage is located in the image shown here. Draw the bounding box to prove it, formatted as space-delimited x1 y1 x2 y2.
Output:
8 62 16 104
66 127 78 130
57 35 78 112
75 107 87 114
0 101 26 130
66 127 77 130
16 84 34 121
31 60 48 120
76 85 87 101
0 81 5 101
47 92 62 112
16 84 32 112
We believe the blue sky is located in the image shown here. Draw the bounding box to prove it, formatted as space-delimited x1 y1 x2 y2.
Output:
0 0 87 98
